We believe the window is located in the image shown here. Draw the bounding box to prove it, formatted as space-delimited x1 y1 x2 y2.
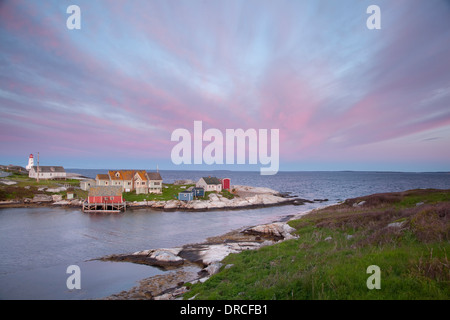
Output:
154 182 160 186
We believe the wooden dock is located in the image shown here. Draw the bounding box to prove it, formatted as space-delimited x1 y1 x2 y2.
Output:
82 201 126 213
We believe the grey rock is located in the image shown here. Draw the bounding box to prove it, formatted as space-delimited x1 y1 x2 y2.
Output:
32 194 53 203
52 194 63 202
353 200 366 207
244 222 296 240
388 221 405 228
205 262 223 276
153 293 173 300
172 286 189 297
46 187 67 193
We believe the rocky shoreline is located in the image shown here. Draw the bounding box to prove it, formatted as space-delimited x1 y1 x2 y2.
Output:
98 209 316 300
0 185 324 211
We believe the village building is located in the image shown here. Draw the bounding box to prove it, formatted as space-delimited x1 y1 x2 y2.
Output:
134 171 149 194
95 174 110 186
94 170 163 194
87 186 123 204
221 178 231 190
80 179 96 191
196 177 222 192
109 170 135 192
147 172 163 194
83 186 125 213
192 187 205 197
28 166 66 180
178 190 194 201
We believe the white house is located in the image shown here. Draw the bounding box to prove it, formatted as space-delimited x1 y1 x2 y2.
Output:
147 172 163 194
28 166 66 180
95 170 163 194
196 177 222 192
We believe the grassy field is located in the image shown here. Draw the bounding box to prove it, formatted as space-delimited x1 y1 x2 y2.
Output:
183 189 450 300
123 184 195 201
123 184 236 202
0 171 86 201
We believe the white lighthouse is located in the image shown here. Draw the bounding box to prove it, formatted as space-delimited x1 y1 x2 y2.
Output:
26 154 34 171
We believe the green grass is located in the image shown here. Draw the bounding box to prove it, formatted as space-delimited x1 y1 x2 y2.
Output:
123 184 236 202
183 189 450 300
0 172 85 201
123 184 196 202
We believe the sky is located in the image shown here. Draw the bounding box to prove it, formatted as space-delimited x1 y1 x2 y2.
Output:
0 0 450 172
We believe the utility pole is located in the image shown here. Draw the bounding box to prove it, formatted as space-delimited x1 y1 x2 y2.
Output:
36 152 40 183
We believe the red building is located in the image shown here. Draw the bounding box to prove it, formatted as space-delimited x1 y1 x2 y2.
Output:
88 186 123 204
221 178 231 190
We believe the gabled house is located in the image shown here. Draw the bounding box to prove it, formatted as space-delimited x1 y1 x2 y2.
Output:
96 174 110 186
196 177 222 192
147 172 163 194
109 170 136 192
83 186 126 213
134 171 149 194
88 186 123 204
93 170 163 194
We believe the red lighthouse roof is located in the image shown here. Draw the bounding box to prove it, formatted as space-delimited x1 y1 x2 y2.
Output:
29 154 34 158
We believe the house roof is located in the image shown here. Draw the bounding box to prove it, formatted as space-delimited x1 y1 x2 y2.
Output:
134 171 148 181
109 170 149 181
109 171 123 180
31 166 65 173
202 177 221 185
147 172 162 180
89 186 123 197
96 174 109 180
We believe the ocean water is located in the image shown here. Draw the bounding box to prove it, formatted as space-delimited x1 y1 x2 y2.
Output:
0 170 449 300
73 169 450 202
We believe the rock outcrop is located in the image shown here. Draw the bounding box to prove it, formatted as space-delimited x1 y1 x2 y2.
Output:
100 248 185 268
31 194 53 203
127 185 303 211
100 217 299 300
243 222 297 240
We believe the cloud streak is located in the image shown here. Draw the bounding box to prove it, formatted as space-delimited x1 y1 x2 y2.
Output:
0 0 449 171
